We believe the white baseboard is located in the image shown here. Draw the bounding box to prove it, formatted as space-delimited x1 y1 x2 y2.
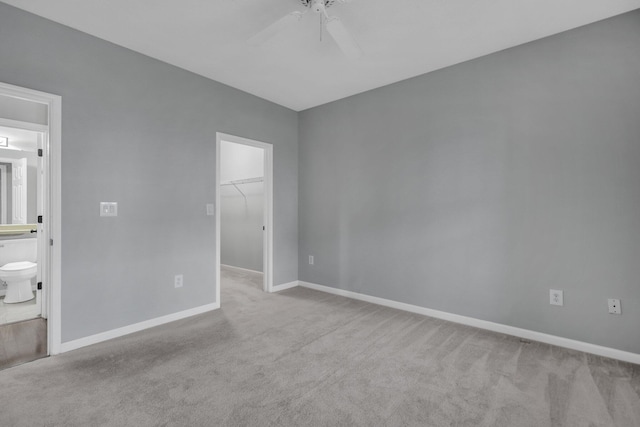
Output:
59 302 220 353
221 264 263 275
271 280 299 293
299 281 640 365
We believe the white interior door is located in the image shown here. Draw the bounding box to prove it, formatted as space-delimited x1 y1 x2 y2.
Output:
12 157 27 224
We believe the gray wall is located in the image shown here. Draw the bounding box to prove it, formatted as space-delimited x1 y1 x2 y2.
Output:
299 10 640 354
0 2 298 342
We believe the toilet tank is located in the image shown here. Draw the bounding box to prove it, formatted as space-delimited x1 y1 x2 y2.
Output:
0 238 37 266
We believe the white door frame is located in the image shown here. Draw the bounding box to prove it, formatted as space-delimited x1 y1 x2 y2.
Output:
216 132 273 301
0 82 62 355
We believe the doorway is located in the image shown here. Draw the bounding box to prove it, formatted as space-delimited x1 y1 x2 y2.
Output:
0 82 61 367
215 133 273 303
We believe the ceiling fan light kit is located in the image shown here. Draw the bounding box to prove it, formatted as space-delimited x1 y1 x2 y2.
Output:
310 0 326 14
249 0 362 60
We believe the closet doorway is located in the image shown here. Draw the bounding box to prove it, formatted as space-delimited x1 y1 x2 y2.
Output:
215 133 273 303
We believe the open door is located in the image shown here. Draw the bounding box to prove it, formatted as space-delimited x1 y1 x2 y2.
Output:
11 157 27 224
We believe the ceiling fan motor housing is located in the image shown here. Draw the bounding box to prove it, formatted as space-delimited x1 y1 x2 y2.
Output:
300 0 337 11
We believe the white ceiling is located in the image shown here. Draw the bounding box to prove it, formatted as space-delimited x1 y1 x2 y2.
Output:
4 0 640 111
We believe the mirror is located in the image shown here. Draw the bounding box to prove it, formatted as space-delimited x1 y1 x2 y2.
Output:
0 125 39 226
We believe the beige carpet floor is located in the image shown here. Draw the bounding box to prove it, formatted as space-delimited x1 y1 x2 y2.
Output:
1 266 639 426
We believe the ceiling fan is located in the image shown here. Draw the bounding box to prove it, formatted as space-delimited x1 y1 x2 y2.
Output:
248 0 362 60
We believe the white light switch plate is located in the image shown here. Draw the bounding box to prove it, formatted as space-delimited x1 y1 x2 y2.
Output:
206 203 215 216
100 202 118 217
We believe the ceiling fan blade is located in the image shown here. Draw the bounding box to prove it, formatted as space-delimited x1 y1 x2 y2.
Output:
325 17 362 60
248 11 304 45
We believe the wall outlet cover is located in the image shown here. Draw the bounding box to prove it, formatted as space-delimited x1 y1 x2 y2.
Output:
550 289 564 306
309 255 314 265
206 203 215 216
174 274 183 288
608 298 621 315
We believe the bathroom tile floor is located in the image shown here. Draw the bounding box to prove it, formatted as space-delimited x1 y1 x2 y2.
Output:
0 295 40 325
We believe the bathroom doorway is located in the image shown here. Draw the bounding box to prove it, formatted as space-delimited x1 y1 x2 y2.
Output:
0 124 46 368
0 82 61 368
215 133 273 303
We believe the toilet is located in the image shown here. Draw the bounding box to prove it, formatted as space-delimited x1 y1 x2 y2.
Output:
0 261 37 303
0 238 37 304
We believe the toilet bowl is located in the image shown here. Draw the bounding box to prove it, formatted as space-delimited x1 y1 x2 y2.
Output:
0 261 37 304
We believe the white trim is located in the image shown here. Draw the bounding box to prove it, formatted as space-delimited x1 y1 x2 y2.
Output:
271 280 299 293
0 82 61 355
216 132 274 298
215 138 221 306
264 145 274 293
221 263 263 275
36 132 46 319
0 117 48 133
59 303 219 353
49 93 62 355
298 281 640 365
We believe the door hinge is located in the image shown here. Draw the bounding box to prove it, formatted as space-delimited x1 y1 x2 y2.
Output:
50 238 54 246
38 215 43 223
37 282 42 290
38 148 43 157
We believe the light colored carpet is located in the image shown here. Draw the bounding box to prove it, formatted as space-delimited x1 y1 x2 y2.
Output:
2 266 639 426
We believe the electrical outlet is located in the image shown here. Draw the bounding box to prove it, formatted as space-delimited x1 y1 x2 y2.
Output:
174 274 183 288
550 289 563 306
608 298 621 315
309 255 314 265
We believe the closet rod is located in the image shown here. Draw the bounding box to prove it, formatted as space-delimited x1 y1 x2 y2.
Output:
220 176 263 186
221 176 264 200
